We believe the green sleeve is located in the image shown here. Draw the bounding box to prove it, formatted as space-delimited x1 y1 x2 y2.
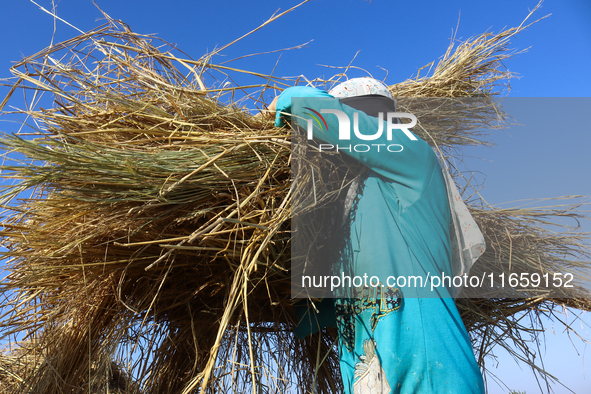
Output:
277 87 439 206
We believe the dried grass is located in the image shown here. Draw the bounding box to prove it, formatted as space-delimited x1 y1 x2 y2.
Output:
0 3 589 394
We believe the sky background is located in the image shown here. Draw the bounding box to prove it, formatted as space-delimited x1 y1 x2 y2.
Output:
0 0 590 393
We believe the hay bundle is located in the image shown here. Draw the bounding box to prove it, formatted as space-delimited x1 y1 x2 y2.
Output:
0 9 589 394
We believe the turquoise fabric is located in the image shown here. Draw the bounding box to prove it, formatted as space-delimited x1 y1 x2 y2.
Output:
274 86 332 127
278 86 485 393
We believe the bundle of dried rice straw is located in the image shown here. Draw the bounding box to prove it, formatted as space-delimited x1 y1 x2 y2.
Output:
0 5 589 394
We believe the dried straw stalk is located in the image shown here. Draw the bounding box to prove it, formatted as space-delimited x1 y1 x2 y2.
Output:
0 5 589 394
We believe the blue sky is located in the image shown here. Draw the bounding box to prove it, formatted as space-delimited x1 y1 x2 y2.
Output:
0 1 590 393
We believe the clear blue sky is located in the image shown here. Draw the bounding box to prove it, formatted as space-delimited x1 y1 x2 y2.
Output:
1 1 590 393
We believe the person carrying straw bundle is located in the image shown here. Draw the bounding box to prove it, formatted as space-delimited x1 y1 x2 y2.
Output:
267 77 486 393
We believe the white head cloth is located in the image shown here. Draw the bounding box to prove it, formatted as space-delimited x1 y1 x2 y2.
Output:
329 77 394 100
440 165 486 297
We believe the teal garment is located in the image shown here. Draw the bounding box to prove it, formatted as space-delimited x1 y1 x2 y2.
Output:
274 86 333 127
278 86 485 393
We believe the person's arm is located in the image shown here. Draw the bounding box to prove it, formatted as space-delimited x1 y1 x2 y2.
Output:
272 86 333 127
274 86 438 205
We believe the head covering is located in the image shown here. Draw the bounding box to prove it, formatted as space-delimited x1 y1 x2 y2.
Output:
329 78 396 118
329 77 394 100
440 165 486 296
